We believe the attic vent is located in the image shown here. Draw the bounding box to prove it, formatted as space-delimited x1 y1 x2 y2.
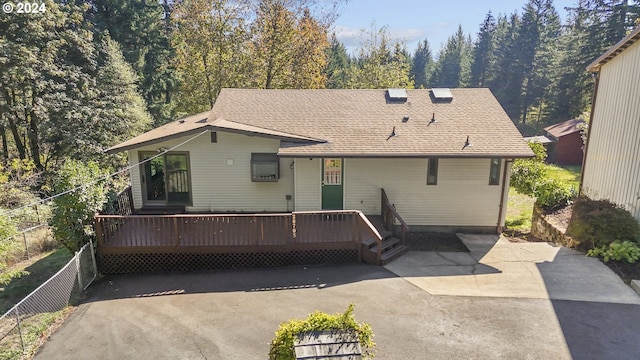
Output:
430 88 453 102
387 88 407 101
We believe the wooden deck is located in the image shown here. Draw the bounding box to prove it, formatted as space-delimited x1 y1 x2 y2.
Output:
95 188 409 273
94 211 383 273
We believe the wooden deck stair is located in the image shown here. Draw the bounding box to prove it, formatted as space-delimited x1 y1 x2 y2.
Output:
363 215 408 265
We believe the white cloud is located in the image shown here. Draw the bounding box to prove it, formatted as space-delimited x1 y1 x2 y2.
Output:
333 25 428 53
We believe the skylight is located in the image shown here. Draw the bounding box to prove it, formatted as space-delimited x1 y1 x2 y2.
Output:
387 88 407 101
431 88 453 100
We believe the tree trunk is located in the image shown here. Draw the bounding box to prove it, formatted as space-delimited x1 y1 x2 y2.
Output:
202 54 214 108
0 124 7 163
4 89 27 159
27 110 43 171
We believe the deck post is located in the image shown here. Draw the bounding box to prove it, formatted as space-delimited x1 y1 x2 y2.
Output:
173 217 179 246
94 215 103 247
354 213 362 262
127 186 134 215
291 213 296 244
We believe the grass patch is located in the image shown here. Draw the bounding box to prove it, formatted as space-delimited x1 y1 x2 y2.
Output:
505 165 580 233
1 226 58 277
505 188 535 233
0 307 74 360
0 248 73 314
546 165 581 188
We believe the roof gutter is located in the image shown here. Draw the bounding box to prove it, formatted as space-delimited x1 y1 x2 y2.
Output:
496 159 513 234
277 153 535 159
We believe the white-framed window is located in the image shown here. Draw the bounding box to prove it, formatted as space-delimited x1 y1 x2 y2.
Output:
251 153 279 182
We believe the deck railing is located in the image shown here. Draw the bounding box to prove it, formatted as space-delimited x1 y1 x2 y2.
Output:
94 210 383 263
381 189 410 244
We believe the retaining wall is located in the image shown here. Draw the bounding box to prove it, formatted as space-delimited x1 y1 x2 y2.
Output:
531 205 578 247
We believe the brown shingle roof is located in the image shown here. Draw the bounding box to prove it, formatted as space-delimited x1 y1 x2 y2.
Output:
107 88 533 158
207 88 533 158
544 118 585 139
106 111 211 153
106 111 324 153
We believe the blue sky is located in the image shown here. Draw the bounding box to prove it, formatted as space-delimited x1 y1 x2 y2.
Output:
331 0 578 55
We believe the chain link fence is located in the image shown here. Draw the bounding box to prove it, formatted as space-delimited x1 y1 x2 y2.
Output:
0 241 97 357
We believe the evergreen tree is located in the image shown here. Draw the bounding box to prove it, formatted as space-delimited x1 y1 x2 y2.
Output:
0 1 98 170
488 13 522 120
517 0 561 125
92 0 177 125
470 12 497 87
325 33 351 89
429 26 471 88
93 37 152 150
577 0 640 70
547 8 592 122
411 39 434 88
346 25 413 88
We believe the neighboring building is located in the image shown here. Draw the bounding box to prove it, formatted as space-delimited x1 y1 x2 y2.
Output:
107 88 533 232
543 118 585 166
582 26 640 221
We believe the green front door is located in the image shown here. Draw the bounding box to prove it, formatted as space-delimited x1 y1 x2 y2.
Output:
321 158 343 210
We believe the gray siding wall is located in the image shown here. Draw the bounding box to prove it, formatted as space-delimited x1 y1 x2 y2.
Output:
129 131 294 212
582 40 640 220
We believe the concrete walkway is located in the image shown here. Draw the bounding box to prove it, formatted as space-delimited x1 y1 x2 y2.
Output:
34 235 640 359
385 234 640 304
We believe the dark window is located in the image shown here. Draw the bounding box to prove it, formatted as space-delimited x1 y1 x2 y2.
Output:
489 158 501 185
251 153 279 182
427 158 438 185
210 131 217 143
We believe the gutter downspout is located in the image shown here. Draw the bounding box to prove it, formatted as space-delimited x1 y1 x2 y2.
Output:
497 159 513 234
579 71 600 196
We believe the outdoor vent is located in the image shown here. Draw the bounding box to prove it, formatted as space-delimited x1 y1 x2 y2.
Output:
387 88 407 101
430 88 453 103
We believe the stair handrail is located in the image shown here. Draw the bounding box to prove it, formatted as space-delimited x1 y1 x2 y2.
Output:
381 188 409 244
356 211 384 263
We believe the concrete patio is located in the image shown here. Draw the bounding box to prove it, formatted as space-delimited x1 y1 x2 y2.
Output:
385 234 640 303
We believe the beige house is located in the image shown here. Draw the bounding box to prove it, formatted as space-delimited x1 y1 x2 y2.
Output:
108 88 533 232
582 26 640 221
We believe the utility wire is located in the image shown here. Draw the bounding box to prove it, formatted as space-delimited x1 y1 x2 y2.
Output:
1 129 210 218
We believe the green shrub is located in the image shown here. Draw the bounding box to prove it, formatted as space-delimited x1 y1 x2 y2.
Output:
535 179 576 209
567 197 640 250
510 142 547 196
587 241 640 263
269 304 375 360
0 213 16 241
50 160 110 253
510 142 577 209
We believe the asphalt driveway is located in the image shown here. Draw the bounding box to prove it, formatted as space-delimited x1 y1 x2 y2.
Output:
35 235 640 359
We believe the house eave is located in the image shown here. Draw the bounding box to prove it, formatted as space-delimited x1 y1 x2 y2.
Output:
105 127 211 154
105 126 325 154
587 25 640 72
